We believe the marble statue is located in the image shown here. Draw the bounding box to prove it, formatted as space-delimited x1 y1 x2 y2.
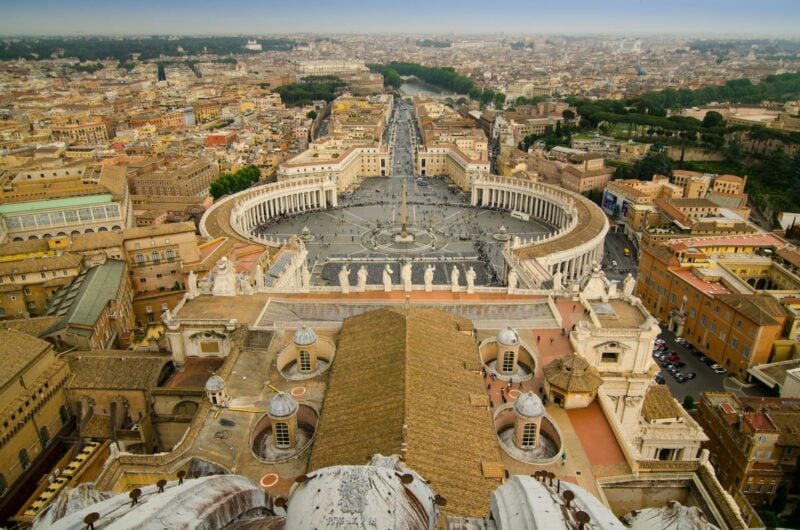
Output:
424 264 435 292
254 263 265 289
187 270 198 297
465 266 476 294
301 263 311 287
552 270 563 292
382 264 394 292
450 265 460 292
357 266 368 292
507 268 517 292
211 257 237 297
622 273 636 297
338 265 351 294
237 273 253 295
401 262 413 292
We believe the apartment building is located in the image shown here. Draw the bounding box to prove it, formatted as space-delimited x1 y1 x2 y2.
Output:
49 116 113 145
0 329 72 522
127 157 219 198
636 234 793 377
0 164 133 241
416 99 490 190
697 393 800 507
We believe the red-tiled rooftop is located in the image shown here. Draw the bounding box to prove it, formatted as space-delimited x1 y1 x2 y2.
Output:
670 268 731 296
744 411 778 432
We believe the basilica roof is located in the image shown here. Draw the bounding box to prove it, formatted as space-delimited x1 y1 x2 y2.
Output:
310 307 502 518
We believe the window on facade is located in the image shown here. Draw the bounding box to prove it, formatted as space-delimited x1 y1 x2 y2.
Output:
601 352 618 363
731 338 738 349
299 351 311 372
755 484 762 493
700 315 707 326
151 251 160 264
275 422 290 448
136 253 144 266
736 320 742 329
59 405 70 425
166 248 175 261
502 351 515 372
19 449 30 470
743 347 751 358
40 426 50 446
521 423 537 449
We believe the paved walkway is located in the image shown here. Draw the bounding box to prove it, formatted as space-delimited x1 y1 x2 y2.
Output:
566 402 629 477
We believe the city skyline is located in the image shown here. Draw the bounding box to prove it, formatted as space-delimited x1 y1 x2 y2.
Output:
2 0 800 37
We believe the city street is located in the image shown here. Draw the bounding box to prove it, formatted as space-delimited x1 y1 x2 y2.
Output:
602 231 638 283
654 326 771 402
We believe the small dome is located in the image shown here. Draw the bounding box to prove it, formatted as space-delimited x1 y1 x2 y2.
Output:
514 392 545 418
205 375 226 392
293 326 317 346
497 327 519 346
269 392 298 418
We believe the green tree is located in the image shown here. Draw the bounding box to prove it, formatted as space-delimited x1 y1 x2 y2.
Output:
493 92 506 110
771 485 788 515
702 111 725 128
631 152 673 181
725 139 744 164
562 109 575 121
682 395 695 409
759 510 780 528
306 110 317 120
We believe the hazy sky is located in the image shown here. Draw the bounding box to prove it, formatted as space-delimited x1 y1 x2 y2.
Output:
2 0 799 37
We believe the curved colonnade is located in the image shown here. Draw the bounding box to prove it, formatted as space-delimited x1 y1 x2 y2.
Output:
472 175 608 288
200 176 338 245
201 174 607 289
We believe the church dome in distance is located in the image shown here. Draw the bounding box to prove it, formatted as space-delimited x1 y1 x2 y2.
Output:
269 392 298 418
205 375 226 392
514 391 545 418
497 327 519 346
293 326 317 346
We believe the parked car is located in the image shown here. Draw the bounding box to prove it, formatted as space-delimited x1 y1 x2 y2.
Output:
672 361 687 368
660 360 674 368
675 374 688 383
675 337 688 345
702 357 716 366
667 365 680 375
655 374 666 385
668 353 681 362
711 365 727 375
684 372 696 380
655 353 668 361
